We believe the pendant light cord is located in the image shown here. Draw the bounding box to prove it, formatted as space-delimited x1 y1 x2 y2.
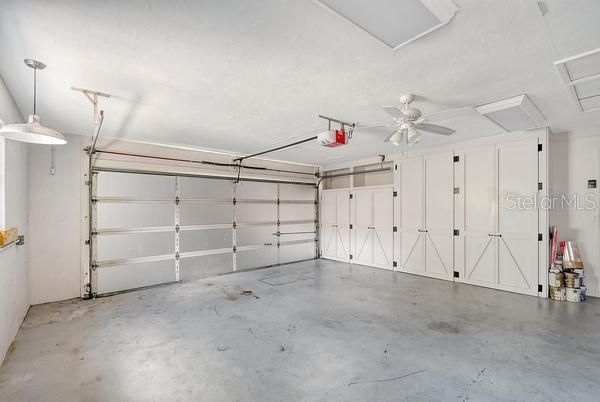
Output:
33 67 37 115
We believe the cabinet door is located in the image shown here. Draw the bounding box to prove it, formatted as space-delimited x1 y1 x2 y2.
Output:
463 146 497 285
353 189 374 265
398 157 425 272
335 191 350 260
372 188 393 269
424 153 453 279
497 139 539 295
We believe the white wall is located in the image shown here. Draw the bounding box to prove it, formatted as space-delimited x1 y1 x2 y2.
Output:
550 131 600 297
0 76 29 362
28 135 82 304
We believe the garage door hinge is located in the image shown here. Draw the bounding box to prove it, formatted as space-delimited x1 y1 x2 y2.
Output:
233 246 237 253
175 224 180 232
232 198 237 205
175 252 180 260
85 240 90 245
90 262 98 271
453 229 460 236
538 284 543 292
85 180 91 186
538 182 543 190
393 191 398 197
538 144 543 152
393 226 397 232
454 271 460 278
349 224 353 229
453 155 460 163
175 196 180 205
393 261 397 268
538 233 543 241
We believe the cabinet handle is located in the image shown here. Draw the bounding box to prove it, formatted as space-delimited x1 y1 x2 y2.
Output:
418 229 428 233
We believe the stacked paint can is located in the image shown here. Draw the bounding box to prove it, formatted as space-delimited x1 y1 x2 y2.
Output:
548 237 586 302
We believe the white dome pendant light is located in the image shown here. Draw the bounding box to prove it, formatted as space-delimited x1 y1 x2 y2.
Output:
0 59 67 145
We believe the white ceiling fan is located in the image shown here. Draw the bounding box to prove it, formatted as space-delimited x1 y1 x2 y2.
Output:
359 94 475 146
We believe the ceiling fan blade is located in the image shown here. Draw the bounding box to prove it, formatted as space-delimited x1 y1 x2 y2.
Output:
421 107 475 122
415 123 455 135
382 106 408 120
356 122 399 130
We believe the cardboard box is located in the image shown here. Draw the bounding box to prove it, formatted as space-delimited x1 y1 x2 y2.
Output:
0 227 18 247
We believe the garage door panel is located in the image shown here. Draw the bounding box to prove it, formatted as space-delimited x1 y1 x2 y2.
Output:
180 204 232 225
180 229 232 252
98 260 176 294
97 232 175 261
279 184 314 200
180 177 233 198
280 204 314 221
237 247 277 270
237 225 277 246
97 172 175 198
180 253 233 281
280 223 315 241
279 242 315 264
236 181 277 199
236 204 276 222
97 204 175 228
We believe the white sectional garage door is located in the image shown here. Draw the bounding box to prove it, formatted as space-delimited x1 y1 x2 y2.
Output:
91 170 316 295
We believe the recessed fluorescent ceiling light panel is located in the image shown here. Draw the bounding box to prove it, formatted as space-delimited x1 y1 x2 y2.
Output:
476 95 546 132
316 0 458 49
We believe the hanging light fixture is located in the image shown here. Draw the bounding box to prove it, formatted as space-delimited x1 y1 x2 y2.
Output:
0 59 67 145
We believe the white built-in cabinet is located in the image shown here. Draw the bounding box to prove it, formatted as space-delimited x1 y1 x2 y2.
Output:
321 190 351 262
395 153 454 280
351 187 394 269
320 130 547 297
454 138 541 295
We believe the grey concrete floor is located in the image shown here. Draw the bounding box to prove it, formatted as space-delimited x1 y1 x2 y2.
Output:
1 259 599 402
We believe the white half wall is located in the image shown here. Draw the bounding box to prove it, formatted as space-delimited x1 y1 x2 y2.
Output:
28 135 82 304
0 76 29 362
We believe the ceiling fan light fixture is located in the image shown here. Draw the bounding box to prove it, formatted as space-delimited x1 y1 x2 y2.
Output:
385 128 404 146
407 126 420 144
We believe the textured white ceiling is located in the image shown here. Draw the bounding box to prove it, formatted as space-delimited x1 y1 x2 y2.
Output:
1 0 599 165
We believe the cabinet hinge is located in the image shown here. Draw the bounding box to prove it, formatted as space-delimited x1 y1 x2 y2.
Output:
538 144 543 152
453 271 460 278
85 240 90 245
538 182 543 191
453 229 460 236
538 284 543 292
349 224 353 229
453 155 460 163
349 193 353 199
453 187 460 195
393 191 398 197
538 233 543 241
349 254 353 260
393 226 397 232
395 164 398 171
393 261 397 268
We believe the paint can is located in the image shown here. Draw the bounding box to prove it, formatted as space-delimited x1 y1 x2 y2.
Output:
566 287 583 303
549 286 566 301
564 272 580 288
548 272 564 287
